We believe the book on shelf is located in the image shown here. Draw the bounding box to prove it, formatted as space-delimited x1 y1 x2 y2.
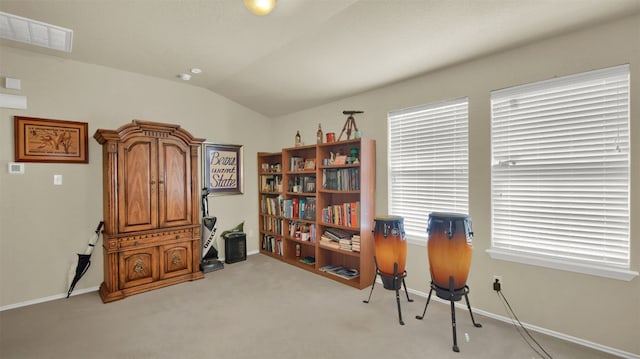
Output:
323 227 352 240
319 264 343 272
319 236 340 249
351 234 361 252
299 256 315 265
339 238 352 251
303 197 316 220
332 267 359 280
319 264 359 280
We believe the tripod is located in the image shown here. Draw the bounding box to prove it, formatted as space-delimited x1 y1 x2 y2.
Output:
338 110 363 141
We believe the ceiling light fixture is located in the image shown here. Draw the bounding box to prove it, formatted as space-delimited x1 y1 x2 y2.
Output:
243 0 277 16
178 73 192 81
190 68 202 74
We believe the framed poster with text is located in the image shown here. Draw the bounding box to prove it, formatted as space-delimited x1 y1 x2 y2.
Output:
203 143 243 195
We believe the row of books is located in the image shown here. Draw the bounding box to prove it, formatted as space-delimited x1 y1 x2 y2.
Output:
282 197 316 221
289 175 316 193
322 168 360 191
261 168 358 193
288 222 317 242
262 234 283 256
261 195 282 216
319 264 360 280
262 217 283 235
321 201 360 228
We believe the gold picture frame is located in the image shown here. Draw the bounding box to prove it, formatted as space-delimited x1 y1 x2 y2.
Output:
14 116 89 163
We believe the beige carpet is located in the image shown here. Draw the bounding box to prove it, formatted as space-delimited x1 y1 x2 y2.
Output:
0 254 617 359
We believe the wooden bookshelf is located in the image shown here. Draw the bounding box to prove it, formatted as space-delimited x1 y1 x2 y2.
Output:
257 139 375 289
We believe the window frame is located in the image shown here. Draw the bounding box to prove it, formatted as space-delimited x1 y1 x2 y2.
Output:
487 64 637 281
387 97 469 245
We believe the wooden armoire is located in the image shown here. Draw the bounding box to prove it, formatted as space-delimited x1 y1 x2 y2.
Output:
94 120 205 302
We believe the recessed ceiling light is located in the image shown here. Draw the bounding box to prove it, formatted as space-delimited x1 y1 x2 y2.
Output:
244 0 277 16
190 68 202 74
0 11 73 52
178 73 192 81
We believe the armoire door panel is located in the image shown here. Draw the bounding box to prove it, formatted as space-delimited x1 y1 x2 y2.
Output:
119 247 159 289
118 138 158 233
158 138 191 228
159 242 192 279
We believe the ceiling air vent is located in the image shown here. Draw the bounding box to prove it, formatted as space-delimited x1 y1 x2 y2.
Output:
0 11 73 52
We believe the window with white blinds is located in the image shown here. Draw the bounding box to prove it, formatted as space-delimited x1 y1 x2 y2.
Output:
489 64 635 280
388 97 469 244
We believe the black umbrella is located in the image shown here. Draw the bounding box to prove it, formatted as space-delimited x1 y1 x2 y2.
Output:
66 221 104 298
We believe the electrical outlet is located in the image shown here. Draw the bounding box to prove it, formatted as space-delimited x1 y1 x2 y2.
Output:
493 275 502 291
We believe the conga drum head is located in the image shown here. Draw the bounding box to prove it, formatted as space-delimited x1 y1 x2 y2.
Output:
427 212 473 291
373 216 406 276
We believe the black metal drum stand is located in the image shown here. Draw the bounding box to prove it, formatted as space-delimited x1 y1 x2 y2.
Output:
363 257 413 325
416 276 482 352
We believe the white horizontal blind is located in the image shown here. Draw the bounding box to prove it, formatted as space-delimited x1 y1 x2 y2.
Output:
388 98 469 243
491 64 630 269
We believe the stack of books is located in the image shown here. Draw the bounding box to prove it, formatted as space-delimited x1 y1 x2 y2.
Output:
351 234 361 252
319 236 340 249
339 238 352 251
320 228 353 251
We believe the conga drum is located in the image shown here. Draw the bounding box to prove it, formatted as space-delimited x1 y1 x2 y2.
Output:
427 212 473 291
373 216 406 277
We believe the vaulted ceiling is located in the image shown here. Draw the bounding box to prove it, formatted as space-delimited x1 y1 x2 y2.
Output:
1 0 639 117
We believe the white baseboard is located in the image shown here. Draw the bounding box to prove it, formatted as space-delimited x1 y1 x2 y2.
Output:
0 251 263 312
0 286 99 312
402 286 639 359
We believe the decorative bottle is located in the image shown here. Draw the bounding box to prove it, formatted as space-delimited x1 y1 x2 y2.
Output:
295 130 301 147
316 124 323 144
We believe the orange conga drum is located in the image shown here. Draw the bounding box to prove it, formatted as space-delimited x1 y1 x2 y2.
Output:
427 212 473 291
373 216 406 276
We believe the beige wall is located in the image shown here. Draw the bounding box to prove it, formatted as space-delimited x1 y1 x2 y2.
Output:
0 46 273 307
1 12 638 356
272 14 640 355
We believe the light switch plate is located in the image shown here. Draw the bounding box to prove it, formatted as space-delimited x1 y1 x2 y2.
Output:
54 174 63 185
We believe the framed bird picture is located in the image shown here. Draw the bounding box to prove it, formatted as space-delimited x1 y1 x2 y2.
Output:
14 116 89 163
